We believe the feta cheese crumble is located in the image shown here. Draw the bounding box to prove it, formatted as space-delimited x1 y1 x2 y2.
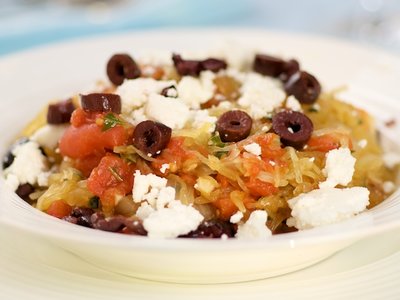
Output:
132 171 204 238
3 141 48 189
357 139 368 149
31 124 68 149
319 147 356 188
177 71 216 109
287 187 370 230
285 95 302 112
230 211 243 224
191 109 218 133
244 143 262 157
143 200 204 239
238 73 286 119
145 94 190 130
159 163 170 174
132 170 174 209
236 210 272 240
116 78 176 113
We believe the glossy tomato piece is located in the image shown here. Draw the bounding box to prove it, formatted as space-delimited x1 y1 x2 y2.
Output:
46 200 72 219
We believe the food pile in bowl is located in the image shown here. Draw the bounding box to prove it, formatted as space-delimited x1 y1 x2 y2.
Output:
2 49 398 239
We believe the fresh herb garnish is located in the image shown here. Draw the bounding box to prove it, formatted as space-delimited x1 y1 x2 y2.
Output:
103 113 123 131
209 133 229 158
89 196 100 209
108 166 124 182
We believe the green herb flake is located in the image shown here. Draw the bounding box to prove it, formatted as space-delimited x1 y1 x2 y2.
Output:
209 133 227 148
102 113 123 131
89 196 100 209
108 166 124 182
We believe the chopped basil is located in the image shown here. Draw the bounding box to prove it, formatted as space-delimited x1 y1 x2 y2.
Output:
103 113 123 131
89 196 100 209
308 107 319 113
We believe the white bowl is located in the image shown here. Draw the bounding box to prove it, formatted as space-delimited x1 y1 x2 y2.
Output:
1 28 400 284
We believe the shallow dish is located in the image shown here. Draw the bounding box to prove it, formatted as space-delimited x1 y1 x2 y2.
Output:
1 28 400 284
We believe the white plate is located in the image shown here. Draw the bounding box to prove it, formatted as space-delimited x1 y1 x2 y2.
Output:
1 28 400 284
1 222 400 300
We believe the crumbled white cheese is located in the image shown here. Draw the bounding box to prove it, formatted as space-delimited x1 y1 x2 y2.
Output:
177 71 216 109
135 202 155 220
4 141 48 188
319 147 355 188
238 73 286 119
145 94 190 130
191 109 217 133
132 170 175 209
287 187 370 230
383 152 400 168
5 174 19 191
37 171 52 187
31 124 68 149
116 78 176 113
129 107 147 125
160 163 169 174
230 211 244 224
383 181 396 194
235 210 272 240
244 143 262 157
286 95 303 112
143 200 204 238
309 157 315 162
358 139 368 149
217 101 232 110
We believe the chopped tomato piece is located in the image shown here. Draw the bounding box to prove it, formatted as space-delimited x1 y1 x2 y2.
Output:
307 133 353 152
254 133 285 160
73 154 104 178
245 178 278 197
152 137 192 172
46 200 72 219
59 123 129 159
87 154 135 197
87 154 136 214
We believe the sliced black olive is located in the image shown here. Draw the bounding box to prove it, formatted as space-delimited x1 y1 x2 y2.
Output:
90 213 126 232
180 220 236 238
106 53 141 86
124 218 147 236
15 183 35 202
253 54 287 77
272 110 313 149
2 151 14 170
280 59 300 82
216 110 253 143
172 54 228 76
200 58 227 73
172 54 202 76
80 93 121 114
284 71 321 104
160 85 178 98
47 99 75 124
132 120 172 157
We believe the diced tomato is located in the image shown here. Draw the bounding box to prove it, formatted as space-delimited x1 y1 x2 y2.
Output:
46 200 72 219
245 178 278 197
87 154 136 214
87 154 135 197
254 133 285 160
73 153 104 178
70 108 101 127
307 133 353 152
59 123 129 159
213 195 238 220
151 137 192 172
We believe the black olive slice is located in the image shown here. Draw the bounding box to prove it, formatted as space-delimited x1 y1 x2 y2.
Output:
106 53 141 86
216 110 253 143
284 71 321 104
132 120 172 157
80 93 121 114
47 99 75 124
272 110 313 148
